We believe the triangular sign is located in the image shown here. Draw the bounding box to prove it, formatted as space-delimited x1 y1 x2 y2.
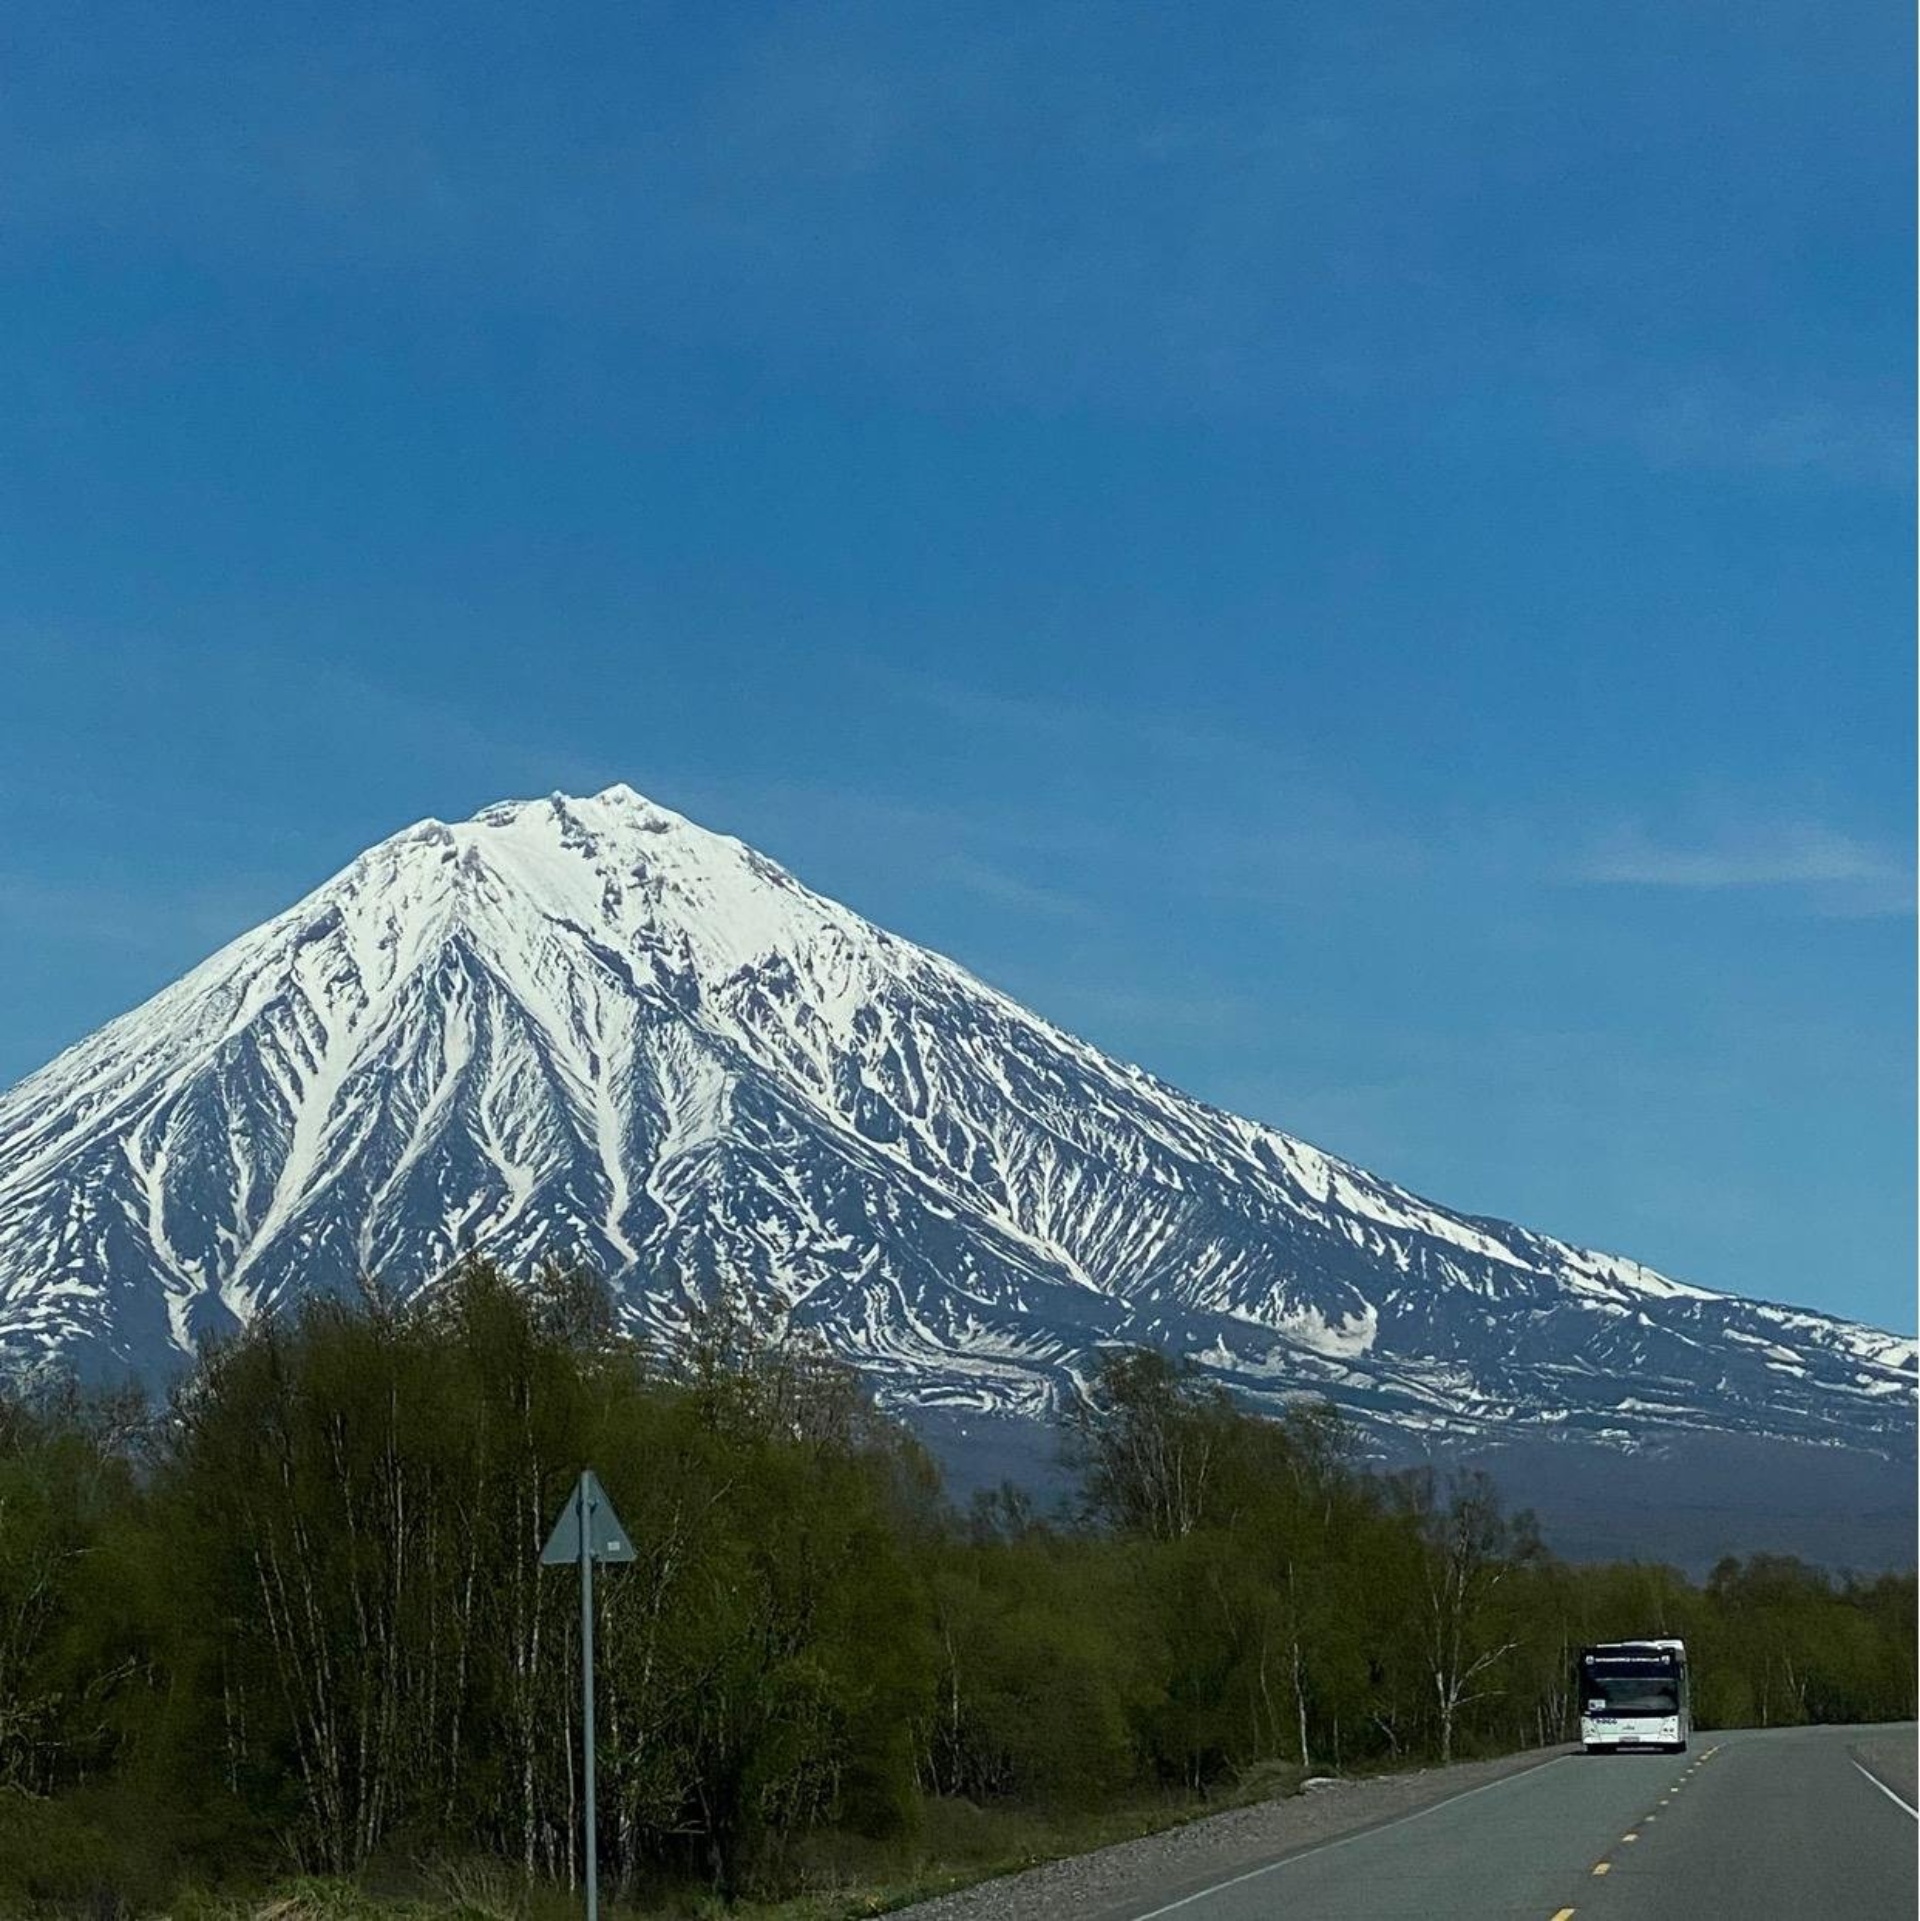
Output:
540 1469 637 1566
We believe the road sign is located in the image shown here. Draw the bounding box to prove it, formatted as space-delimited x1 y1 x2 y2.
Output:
541 1469 636 1565
541 1470 634 1921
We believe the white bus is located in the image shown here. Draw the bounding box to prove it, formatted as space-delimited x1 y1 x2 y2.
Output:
1578 1639 1690 1754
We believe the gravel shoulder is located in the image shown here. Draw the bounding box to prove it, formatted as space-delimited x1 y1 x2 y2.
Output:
1848 1725 1918 1807
889 1745 1575 1921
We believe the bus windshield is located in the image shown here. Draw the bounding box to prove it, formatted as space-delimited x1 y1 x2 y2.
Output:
1587 1670 1680 1714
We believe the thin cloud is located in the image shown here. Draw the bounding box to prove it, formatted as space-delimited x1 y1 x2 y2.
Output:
869 670 1433 902
870 665 1317 782
1625 385 1909 492
940 855 1100 924
1063 985 1258 1038
1575 822 1912 910
886 676 1098 745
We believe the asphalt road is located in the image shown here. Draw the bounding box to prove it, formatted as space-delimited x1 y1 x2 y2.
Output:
1106 1724 1917 1921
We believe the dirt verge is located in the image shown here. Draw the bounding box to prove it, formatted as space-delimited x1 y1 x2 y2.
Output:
890 1745 1575 1921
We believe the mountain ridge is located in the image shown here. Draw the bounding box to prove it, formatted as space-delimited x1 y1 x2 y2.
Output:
0 785 1910 1461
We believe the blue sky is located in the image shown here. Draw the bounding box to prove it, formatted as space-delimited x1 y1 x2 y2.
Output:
2 1 1912 1331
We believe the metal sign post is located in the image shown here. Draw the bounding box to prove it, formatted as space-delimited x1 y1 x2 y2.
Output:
542 1470 636 1921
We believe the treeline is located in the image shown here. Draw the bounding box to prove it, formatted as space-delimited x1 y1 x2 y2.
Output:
0 1259 1911 1911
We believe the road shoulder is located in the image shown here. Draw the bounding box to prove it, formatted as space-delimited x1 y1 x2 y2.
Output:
1848 1727 1918 1809
890 1745 1574 1921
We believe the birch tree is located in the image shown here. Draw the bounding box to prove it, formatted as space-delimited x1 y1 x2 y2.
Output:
1398 1468 1537 1762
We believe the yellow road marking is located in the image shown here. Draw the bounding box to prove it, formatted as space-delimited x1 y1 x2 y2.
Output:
1549 1910 1577 1919
1592 1862 1611 1876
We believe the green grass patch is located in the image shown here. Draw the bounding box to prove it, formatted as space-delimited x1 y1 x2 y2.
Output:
97 1766 1319 1921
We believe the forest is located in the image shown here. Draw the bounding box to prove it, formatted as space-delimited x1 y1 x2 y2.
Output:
0 1258 1910 1916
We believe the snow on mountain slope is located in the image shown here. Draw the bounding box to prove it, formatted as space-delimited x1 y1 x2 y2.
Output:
0 786 1910 1455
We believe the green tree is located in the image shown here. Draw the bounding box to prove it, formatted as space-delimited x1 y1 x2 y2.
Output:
1393 1468 1540 1762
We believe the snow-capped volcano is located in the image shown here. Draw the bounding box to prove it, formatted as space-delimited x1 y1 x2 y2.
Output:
0 786 1911 1456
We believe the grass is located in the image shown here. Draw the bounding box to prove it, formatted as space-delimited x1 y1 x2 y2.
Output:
3 1763 1327 1920
230 1746 1564 1920
715 1760 1315 1918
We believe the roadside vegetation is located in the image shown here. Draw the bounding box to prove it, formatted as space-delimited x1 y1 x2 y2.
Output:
0 1259 1910 1917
